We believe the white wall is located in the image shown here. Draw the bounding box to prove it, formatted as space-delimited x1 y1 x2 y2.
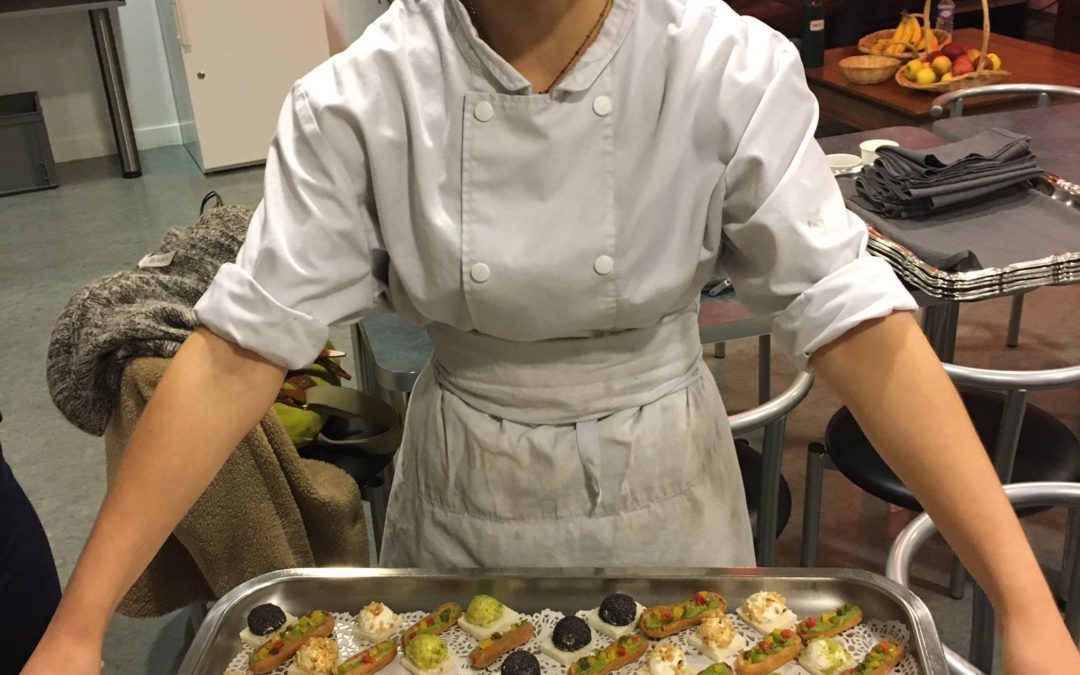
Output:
0 0 386 163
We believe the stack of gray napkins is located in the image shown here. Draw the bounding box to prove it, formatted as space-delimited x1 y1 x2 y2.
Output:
854 128 1044 218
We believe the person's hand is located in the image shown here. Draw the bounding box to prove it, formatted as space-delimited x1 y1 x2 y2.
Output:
20 629 103 675
1000 607 1080 674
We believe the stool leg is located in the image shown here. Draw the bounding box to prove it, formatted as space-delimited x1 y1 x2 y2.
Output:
1006 293 1025 348
949 557 967 599
801 443 827 567
1065 509 1080 643
757 418 785 566
969 586 996 674
715 342 726 359
757 335 771 406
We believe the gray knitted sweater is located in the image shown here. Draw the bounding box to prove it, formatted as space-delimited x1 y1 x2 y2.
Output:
47 205 254 435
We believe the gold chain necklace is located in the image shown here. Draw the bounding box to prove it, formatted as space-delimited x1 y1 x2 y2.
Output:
462 0 614 94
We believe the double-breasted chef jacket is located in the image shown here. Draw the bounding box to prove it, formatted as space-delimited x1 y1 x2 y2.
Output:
195 0 917 567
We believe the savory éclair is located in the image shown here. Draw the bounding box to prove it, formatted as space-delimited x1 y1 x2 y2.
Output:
468 620 536 668
843 640 905 675
568 634 650 675
248 610 336 674
639 592 726 638
797 605 864 641
734 627 802 675
401 603 463 648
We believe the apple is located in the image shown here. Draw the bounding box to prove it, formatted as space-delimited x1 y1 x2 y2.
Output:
928 50 945 61
942 43 968 60
931 55 953 76
966 48 982 66
906 59 926 81
952 57 975 77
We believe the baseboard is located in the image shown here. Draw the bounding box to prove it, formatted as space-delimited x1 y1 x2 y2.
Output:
49 122 183 163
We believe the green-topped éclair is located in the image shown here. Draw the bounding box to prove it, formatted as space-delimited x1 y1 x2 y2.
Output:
332 639 398 675
697 664 733 675
842 639 905 675
568 634 649 675
734 627 802 675
639 591 727 638
249 610 336 674
796 604 864 641
400 602 463 648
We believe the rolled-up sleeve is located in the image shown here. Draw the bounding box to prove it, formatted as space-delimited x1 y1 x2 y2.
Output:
712 22 916 370
195 82 383 369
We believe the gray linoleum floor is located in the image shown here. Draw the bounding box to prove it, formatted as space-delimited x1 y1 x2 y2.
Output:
2 145 1077 674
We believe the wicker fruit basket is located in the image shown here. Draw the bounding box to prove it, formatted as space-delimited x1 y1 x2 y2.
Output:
895 0 1010 93
858 27 951 61
839 55 903 84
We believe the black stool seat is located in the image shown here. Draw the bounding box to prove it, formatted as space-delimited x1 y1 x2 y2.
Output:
825 387 1080 513
736 438 793 537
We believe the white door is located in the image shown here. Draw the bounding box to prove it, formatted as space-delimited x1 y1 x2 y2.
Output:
173 0 330 170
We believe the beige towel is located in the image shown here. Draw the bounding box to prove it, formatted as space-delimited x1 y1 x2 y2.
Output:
105 357 369 618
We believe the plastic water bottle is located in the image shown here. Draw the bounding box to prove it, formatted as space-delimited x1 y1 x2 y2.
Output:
936 0 956 37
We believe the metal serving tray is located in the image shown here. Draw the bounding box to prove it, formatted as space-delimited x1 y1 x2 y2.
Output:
177 567 948 675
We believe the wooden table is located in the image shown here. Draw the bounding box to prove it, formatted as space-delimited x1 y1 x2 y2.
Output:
806 27 1080 131
1 0 141 177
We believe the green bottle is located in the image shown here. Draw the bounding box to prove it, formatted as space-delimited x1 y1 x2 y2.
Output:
801 0 825 68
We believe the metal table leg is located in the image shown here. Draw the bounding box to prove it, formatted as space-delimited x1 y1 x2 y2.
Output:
757 335 771 406
1006 293 1025 348
969 586 996 674
800 444 828 567
757 417 786 566
89 8 141 178
921 302 959 362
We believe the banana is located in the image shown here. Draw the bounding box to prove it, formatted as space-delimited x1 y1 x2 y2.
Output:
908 16 923 47
891 15 906 43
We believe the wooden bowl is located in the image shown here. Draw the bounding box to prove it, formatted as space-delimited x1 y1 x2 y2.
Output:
894 65 1010 93
839 55 903 84
858 28 951 60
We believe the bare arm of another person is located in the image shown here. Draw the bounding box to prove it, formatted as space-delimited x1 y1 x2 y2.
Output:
22 327 286 674
812 311 1080 673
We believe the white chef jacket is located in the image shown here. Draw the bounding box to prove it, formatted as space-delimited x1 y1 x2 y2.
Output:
194 0 917 567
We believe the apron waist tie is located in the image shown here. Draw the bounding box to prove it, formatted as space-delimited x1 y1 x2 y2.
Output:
428 309 704 425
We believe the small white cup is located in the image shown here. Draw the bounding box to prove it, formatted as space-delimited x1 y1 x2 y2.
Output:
826 153 862 175
860 139 899 166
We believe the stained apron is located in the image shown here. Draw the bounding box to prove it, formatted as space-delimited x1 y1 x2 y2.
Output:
379 310 755 568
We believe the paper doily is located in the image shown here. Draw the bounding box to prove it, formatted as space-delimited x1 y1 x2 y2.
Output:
225 608 921 675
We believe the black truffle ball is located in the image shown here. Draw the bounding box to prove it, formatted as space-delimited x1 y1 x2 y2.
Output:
501 650 541 675
247 603 287 636
598 593 637 627
552 616 592 652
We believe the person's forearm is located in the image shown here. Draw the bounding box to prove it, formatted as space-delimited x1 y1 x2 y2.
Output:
810 311 1054 620
50 327 286 641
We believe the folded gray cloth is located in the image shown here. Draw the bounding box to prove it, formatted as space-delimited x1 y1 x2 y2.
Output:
854 128 1044 218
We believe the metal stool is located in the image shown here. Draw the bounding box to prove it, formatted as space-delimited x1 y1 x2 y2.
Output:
730 370 814 566
801 362 1080 595
886 482 1080 674
930 84 1080 349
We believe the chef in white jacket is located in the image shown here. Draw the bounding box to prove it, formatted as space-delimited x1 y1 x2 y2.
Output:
25 1 1079 673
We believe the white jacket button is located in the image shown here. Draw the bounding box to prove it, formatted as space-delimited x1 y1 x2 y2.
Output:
593 255 614 275
592 95 612 117
474 101 495 122
470 262 491 283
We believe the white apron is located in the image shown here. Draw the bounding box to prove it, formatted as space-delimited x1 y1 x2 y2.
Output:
379 310 756 568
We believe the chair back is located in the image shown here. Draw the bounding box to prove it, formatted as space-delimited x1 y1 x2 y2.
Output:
930 83 1080 118
886 482 1080 675
729 371 814 565
941 363 1080 482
